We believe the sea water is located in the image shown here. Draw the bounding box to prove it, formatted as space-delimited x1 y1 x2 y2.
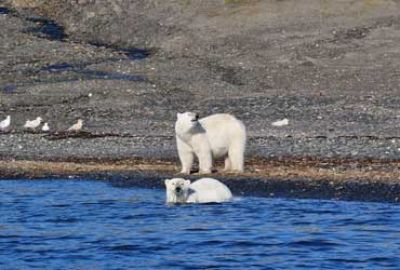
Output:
0 180 399 269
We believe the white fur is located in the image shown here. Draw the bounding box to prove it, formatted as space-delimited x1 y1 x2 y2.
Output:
175 112 246 174
165 177 233 204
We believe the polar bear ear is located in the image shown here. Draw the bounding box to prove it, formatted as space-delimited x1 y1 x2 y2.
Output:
185 180 191 186
176 113 182 119
164 179 170 186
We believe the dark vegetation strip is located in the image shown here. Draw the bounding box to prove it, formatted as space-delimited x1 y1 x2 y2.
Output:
42 131 173 140
1 130 400 143
43 132 400 141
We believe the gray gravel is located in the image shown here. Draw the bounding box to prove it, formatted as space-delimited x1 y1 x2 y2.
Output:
1 0 400 162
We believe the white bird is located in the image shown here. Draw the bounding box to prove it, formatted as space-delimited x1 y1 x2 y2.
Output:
42 122 50 132
67 119 83 132
24 117 42 130
0 115 11 131
271 118 289 127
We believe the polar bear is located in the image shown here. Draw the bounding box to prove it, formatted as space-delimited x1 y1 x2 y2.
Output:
175 112 246 174
164 177 233 204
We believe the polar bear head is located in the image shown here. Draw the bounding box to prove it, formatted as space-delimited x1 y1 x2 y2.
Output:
165 178 191 203
175 112 200 134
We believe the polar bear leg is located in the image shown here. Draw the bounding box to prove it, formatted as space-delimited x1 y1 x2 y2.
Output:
228 141 245 172
180 152 194 174
177 137 194 174
197 149 212 174
223 156 231 171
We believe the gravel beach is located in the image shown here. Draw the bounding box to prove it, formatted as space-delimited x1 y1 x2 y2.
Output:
1 0 400 201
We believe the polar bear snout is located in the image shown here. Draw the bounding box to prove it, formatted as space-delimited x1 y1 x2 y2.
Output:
191 113 199 122
189 113 199 122
165 178 192 203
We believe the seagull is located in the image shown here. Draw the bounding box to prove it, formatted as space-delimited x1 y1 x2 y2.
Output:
42 122 50 132
67 119 83 132
271 118 289 127
24 117 42 130
0 115 11 131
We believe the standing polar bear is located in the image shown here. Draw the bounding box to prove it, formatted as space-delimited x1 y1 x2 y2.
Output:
175 112 246 174
165 177 233 204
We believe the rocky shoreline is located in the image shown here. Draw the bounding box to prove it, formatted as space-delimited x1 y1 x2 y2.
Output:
1 158 399 202
1 0 400 202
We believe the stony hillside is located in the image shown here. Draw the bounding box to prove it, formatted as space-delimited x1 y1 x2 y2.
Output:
1 0 400 162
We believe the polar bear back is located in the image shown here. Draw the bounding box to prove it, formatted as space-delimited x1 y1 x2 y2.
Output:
187 178 233 203
199 114 246 158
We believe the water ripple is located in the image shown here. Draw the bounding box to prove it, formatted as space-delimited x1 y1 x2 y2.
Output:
0 180 399 269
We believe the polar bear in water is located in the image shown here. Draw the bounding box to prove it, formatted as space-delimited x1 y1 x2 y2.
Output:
165 178 233 204
175 112 246 174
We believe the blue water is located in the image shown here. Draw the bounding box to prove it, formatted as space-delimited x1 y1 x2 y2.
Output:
0 180 399 270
